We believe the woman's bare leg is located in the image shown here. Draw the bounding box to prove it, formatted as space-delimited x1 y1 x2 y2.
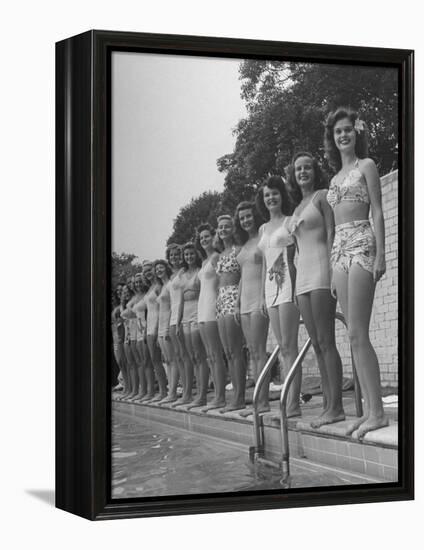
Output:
147 335 167 401
240 311 270 415
169 325 185 392
180 325 195 403
186 325 209 408
158 336 179 403
199 322 226 410
218 316 246 412
333 268 369 434
345 264 388 438
268 303 301 417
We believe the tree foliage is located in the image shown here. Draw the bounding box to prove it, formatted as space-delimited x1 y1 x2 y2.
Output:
218 61 398 203
167 191 223 245
168 61 398 241
111 252 143 289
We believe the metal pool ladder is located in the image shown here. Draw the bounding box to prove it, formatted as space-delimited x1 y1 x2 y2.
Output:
249 312 363 481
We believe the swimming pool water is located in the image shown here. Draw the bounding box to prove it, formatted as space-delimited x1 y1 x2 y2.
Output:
111 411 373 499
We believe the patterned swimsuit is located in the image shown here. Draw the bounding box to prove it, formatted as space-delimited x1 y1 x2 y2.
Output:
216 246 241 318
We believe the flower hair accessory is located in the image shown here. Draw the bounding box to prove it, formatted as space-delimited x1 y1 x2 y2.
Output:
354 118 365 133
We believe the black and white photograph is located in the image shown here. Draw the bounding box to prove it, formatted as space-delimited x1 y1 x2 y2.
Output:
110 51 400 499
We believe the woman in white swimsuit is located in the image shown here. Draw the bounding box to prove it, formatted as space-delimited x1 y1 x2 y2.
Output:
155 259 179 404
256 176 301 417
324 107 387 438
288 152 345 427
142 260 168 402
233 202 270 416
166 244 193 407
195 223 227 411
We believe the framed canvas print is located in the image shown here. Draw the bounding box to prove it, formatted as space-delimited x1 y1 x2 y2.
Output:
56 30 414 520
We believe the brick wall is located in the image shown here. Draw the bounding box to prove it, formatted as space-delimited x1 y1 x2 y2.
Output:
266 170 398 386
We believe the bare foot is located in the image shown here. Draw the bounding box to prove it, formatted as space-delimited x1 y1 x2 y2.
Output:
345 415 367 435
140 393 155 402
239 408 253 418
172 398 193 408
310 411 345 429
219 402 246 414
186 399 207 410
158 395 178 404
150 393 167 403
356 415 389 440
201 401 226 412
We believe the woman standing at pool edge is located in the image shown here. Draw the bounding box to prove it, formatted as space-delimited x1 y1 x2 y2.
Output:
256 176 301 418
234 202 270 415
325 107 388 438
288 152 345 427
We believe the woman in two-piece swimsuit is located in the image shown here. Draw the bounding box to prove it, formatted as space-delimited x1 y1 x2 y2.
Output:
195 223 227 411
288 152 345 427
256 176 301 418
233 202 270 416
111 287 127 397
154 259 179 404
142 260 168 402
324 107 388 438
177 242 209 408
215 215 247 413
166 244 192 407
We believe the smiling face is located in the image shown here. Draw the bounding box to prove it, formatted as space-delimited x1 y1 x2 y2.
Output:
294 156 315 191
238 208 254 233
142 263 154 282
263 185 282 213
183 247 197 267
169 247 182 268
134 275 144 292
199 229 213 250
333 117 356 153
155 262 166 280
217 218 234 240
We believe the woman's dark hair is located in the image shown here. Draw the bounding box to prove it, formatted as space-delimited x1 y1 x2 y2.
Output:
120 284 134 305
286 152 328 207
215 214 236 251
153 259 172 283
195 223 217 259
165 243 183 267
234 201 264 244
324 107 369 172
256 175 293 221
182 241 202 268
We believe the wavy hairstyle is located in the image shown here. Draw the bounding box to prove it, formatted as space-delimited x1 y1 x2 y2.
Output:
286 152 328 207
166 243 183 269
256 175 293 221
324 107 369 172
182 241 202 268
134 272 150 294
153 259 172 283
195 222 217 259
214 214 237 251
234 201 264 245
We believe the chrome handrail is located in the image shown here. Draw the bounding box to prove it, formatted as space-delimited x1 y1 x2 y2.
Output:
250 311 363 475
250 345 280 461
279 311 363 480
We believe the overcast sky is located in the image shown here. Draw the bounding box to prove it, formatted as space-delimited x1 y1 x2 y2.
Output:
112 51 246 261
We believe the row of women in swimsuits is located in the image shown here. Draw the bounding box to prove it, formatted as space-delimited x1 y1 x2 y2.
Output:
112 107 389 438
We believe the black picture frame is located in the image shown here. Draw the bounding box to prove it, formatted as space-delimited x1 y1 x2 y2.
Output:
55 29 414 520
